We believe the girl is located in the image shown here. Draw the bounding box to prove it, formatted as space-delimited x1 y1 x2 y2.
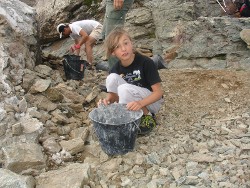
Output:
98 27 164 135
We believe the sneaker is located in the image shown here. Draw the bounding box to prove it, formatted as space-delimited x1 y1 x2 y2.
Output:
86 63 94 70
138 114 157 135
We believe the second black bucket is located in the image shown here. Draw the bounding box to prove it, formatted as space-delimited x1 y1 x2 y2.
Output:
89 103 143 156
151 54 167 70
63 55 87 80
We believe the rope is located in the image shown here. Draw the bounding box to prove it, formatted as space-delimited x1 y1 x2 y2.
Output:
133 118 143 134
133 121 140 129
216 0 227 12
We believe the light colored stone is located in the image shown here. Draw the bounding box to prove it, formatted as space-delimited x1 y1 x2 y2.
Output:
42 137 61 153
30 79 51 94
59 137 85 155
189 153 217 163
240 29 250 48
0 168 35 188
35 163 92 188
2 143 46 174
34 65 52 77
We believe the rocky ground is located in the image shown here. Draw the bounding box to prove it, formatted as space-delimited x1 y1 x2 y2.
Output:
1 0 250 187
89 69 250 187
151 69 250 187
1 61 250 187
44 68 250 187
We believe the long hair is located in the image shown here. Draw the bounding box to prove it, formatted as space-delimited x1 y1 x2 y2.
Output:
104 27 133 58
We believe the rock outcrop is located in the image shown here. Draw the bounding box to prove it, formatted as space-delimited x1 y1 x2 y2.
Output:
0 0 249 187
40 0 250 70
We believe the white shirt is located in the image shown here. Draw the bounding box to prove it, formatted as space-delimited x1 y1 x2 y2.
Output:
69 20 100 40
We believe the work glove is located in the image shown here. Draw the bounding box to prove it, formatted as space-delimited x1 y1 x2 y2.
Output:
69 44 81 55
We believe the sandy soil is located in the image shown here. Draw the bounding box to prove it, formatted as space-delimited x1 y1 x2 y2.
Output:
157 69 250 126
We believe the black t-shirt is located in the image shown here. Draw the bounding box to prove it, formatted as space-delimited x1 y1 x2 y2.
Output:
110 53 162 91
246 0 250 7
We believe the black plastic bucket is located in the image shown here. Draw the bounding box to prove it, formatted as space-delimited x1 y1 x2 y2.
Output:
62 55 87 80
89 103 143 156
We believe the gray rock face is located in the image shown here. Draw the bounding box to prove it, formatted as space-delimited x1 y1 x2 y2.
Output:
0 0 250 187
40 0 250 70
0 0 38 133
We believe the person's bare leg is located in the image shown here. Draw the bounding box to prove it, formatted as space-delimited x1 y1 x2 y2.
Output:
141 107 149 115
85 36 96 65
107 92 119 103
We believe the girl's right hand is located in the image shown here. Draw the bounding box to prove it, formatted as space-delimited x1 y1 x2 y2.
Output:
98 98 110 107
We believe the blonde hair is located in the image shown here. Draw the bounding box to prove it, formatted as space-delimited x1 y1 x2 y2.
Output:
104 27 133 58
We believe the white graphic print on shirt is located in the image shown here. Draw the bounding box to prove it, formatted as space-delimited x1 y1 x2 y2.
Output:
121 69 142 86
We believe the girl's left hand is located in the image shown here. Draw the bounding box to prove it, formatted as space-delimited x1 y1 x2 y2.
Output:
126 101 143 111
98 98 110 107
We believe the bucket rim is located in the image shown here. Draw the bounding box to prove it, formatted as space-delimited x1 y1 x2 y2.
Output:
88 105 143 126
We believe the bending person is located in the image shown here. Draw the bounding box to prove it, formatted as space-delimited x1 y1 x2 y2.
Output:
57 20 103 66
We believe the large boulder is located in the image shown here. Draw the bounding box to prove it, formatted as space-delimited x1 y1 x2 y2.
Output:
0 0 38 127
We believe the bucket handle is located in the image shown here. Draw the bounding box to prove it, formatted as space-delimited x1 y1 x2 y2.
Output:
64 58 83 74
132 120 143 134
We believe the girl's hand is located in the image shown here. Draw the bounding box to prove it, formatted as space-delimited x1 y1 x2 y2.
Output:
126 101 143 111
98 98 110 107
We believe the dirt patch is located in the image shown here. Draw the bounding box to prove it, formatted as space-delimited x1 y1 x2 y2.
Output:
158 69 250 126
